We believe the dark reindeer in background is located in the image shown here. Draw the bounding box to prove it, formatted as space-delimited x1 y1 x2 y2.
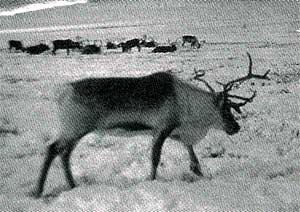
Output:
33 52 269 198
25 43 50 55
140 40 157 48
52 39 82 55
8 40 25 52
106 41 121 50
182 35 203 48
81 40 102 55
120 38 141 52
152 43 177 53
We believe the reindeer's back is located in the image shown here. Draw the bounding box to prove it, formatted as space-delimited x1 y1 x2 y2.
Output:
70 72 177 111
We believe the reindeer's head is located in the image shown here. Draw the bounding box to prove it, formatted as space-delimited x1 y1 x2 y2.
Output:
193 52 270 135
215 92 241 135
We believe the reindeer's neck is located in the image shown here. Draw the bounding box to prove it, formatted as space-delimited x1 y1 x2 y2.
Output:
174 78 219 126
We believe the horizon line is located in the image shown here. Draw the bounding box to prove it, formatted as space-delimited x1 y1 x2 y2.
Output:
0 22 165 34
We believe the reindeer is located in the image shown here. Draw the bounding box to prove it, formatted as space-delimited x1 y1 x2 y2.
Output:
106 41 120 50
182 35 204 49
120 38 141 52
32 52 269 198
25 43 50 55
152 43 177 53
8 40 25 52
52 39 82 55
140 34 157 48
141 40 157 48
81 40 102 55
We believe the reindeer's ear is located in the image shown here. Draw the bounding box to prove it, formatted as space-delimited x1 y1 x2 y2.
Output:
215 92 225 108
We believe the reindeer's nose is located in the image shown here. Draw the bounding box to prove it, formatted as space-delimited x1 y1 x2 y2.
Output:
227 124 240 135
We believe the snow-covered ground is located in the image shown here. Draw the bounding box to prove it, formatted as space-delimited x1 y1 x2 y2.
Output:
1 1 300 211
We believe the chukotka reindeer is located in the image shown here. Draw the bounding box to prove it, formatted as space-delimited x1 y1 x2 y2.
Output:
33 52 269 197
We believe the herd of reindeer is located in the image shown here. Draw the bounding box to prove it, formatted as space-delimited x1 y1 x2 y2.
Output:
7 35 206 55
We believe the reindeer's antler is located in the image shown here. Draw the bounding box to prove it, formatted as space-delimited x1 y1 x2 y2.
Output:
220 52 270 113
227 91 256 113
192 53 270 113
221 52 270 92
193 68 215 93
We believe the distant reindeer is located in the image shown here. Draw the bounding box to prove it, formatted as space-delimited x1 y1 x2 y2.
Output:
25 43 50 55
8 40 25 52
52 39 82 55
106 41 120 50
140 40 157 48
120 38 141 52
182 35 203 48
33 52 269 198
81 40 102 55
140 35 157 48
152 43 177 53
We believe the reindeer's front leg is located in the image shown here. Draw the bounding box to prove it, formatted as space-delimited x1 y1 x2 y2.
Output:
185 145 203 177
150 126 176 180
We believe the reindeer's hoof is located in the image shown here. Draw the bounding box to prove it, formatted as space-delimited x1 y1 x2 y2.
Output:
146 174 156 181
28 189 42 199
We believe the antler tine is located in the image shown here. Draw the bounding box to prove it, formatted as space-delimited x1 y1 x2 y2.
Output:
216 81 234 94
223 52 270 92
216 81 225 86
228 91 257 114
192 69 215 93
227 90 257 102
217 53 270 113
228 102 243 114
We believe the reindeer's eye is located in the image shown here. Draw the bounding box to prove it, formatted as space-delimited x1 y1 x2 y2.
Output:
223 99 232 108
225 100 231 105
221 102 230 114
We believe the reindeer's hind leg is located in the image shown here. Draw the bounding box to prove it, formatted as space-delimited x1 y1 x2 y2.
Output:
186 145 203 177
60 143 76 189
150 126 175 180
34 142 61 198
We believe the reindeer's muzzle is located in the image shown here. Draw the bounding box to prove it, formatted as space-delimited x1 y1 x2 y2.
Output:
225 122 240 135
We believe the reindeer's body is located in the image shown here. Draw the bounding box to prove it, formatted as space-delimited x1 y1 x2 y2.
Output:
34 53 269 197
120 38 141 52
57 73 178 140
152 44 177 53
57 73 222 146
182 35 201 48
34 72 225 197
8 40 24 52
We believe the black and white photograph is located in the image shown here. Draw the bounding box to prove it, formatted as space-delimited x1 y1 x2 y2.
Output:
0 0 299 211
